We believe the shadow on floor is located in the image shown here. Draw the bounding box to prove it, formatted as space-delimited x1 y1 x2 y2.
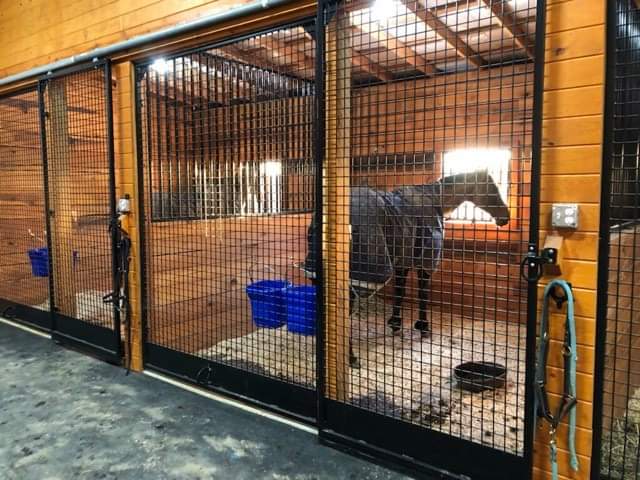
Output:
0 322 409 480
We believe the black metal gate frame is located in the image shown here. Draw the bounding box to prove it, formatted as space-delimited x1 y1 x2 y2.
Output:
0 86 52 332
132 2 550 478
38 60 122 363
591 1 624 479
134 18 320 423
311 1 548 479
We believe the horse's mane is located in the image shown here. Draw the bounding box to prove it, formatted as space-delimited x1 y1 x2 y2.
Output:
440 169 491 186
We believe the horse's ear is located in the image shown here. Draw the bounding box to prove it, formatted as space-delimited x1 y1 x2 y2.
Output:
478 168 490 182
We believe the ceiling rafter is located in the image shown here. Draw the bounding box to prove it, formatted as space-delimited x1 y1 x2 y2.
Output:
354 21 438 76
350 50 395 81
257 35 315 73
300 29 394 82
480 0 534 59
400 0 486 67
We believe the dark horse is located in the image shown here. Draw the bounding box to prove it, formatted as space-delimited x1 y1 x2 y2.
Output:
303 170 510 367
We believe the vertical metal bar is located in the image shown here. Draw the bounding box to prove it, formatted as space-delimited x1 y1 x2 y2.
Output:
591 0 618 477
136 66 150 353
523 0 548 472
38 79 56 332
314 2 326 429
104 60 122 357
155 70 163 219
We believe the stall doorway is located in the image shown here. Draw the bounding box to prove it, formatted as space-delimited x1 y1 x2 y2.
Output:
136 19 319 420
314 1 543 478
0 87 51 330
39 62 122 361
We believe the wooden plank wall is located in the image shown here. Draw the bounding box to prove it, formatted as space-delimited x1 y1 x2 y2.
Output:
534 1 605 479
0 0 255 78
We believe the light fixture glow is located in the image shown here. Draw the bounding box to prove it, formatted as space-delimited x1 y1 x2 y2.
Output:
370 0 397 22
150 58 169 74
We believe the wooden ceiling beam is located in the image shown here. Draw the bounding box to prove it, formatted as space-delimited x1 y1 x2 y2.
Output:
480 0 535 59
401 0 485 67
257 35 315 73
350 50 395 81
354 21 438 75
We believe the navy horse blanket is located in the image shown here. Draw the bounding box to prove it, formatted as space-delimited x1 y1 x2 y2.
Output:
302 184 444 290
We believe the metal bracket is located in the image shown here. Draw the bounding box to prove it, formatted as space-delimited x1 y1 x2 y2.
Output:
520 245 558 283
549 282 573 309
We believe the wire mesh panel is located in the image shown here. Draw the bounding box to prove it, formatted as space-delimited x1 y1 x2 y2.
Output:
598 1 640 478
313 0 540 477
0 88 50 329
40 63 120 356
138 20 318 417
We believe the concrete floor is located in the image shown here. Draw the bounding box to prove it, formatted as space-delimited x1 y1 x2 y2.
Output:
0 321 409 480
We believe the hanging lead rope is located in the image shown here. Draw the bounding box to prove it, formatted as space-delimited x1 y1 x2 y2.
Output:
103 219 132 374
533 279 578 480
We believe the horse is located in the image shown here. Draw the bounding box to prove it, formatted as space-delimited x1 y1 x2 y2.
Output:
302 170 510 368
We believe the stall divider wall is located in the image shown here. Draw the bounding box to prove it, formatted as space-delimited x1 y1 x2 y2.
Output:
0 1 607 479
535 1 606 479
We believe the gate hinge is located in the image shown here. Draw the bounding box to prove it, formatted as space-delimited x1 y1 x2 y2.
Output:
520 244 558 283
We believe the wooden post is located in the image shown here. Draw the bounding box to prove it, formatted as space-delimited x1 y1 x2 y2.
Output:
324 11 351 402
46 80 77 318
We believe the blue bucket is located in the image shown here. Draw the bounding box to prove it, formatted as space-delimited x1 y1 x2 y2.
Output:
27 248 49 277
246 280 290 328
27 248 79 277
285 285 316 335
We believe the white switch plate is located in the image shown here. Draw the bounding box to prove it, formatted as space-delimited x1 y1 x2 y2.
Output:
551 203 579 229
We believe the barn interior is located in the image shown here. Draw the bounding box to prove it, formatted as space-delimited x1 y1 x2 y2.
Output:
0 0 538 457
138 0 537 455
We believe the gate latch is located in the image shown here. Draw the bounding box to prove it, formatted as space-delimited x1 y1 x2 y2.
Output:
520 245 558 283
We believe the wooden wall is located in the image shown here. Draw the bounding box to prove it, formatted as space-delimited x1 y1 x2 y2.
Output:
534 1 606 479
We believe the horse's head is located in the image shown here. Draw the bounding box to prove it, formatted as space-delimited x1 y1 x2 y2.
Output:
442 169 510 226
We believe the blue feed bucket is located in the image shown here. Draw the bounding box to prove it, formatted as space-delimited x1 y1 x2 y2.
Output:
246 280 290 328
27 248 49 277
27 248 79 277
285 285 316 336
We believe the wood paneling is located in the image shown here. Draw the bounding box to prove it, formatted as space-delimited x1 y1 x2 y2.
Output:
534 0 606 478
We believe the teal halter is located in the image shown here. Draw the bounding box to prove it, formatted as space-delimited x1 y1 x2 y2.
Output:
534 279 578 480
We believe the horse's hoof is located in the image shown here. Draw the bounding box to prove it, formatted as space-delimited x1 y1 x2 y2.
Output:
414 321 430 339
350 357 362 369
388 323 402 336
388 317 401 335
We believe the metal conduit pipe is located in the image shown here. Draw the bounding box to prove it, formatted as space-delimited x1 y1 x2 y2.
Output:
0 0 295 87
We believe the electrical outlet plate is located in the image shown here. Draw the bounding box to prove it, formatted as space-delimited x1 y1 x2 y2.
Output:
551 203 579 229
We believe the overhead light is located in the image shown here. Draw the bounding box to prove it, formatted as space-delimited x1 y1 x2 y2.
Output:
150 58 169 74
371 0 398 22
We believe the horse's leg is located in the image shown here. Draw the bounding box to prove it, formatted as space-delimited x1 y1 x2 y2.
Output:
388 268 408 334
415 269 431 338
348 288 361 369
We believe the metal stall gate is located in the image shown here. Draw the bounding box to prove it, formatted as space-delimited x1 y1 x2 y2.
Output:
312 1 544 478
594 1 640 479
137 19 318 419
0 87 51 330
39 62 122 361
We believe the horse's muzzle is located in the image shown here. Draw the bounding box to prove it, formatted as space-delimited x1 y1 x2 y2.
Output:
495 217 510 227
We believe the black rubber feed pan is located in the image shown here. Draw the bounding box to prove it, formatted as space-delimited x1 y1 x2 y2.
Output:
454 361 507 393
